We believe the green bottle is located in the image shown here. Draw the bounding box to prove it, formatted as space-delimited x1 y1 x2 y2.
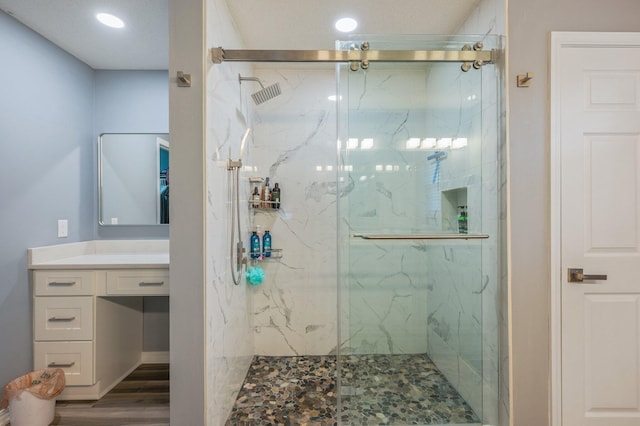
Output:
271 183 281 209
457 206 468 234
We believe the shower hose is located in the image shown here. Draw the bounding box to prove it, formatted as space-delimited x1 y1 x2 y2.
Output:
229 163 243 285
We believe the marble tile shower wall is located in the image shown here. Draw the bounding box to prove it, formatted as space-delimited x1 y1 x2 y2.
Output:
249 68 339 356
205 0 255 423
343 241 430 355
341 68 462 355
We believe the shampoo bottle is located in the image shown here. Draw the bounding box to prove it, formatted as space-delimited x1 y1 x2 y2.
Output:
271 183 281 209
263 230 272 258
261 177 270 208
251 186 260 208
250 227 261 259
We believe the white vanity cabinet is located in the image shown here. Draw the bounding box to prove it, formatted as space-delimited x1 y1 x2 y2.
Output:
28 240 169 400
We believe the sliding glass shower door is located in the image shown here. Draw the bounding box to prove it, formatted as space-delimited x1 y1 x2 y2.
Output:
336 35 501 425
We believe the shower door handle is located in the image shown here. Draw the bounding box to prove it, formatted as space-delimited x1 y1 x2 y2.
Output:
568 268 608 283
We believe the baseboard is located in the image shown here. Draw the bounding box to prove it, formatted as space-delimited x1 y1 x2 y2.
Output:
141 351 169 363
0 408 9 426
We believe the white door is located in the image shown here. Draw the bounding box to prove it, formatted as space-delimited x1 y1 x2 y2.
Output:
553 32 640 425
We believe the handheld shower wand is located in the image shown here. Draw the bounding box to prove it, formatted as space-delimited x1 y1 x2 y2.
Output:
228 128 251 285
227 127 251 170
239 127 251 162
427 151 447 184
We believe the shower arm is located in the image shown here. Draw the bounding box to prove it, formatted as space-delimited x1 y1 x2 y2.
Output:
211 41 495 71
239 76 265 89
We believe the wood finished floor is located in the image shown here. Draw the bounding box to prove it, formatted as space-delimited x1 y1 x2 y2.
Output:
51 364 169 426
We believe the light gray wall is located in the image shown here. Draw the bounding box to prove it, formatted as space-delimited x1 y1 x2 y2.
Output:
0 11 95 387
508 1 640 424
143 297 170 352
94 70 169 239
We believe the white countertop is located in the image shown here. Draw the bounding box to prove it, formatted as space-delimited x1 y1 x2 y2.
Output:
28 240 169 270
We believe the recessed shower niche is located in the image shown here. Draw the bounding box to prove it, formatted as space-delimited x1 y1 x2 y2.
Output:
442 187 468 233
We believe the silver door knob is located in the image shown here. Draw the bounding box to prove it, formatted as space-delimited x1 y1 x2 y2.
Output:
568 268 608 283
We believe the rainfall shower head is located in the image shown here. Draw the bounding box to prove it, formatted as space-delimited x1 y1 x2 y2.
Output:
239 74 281 105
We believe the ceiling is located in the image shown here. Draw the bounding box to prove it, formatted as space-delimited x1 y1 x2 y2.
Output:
0 0 480 70
0 0 168 69
225 0 481 50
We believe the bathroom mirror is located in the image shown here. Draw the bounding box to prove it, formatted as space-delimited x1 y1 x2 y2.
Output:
99 133 169 226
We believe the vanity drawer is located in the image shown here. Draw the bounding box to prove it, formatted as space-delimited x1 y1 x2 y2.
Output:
34 270 95 296
34 297 93 341
34 341 94 386
106 269 169 295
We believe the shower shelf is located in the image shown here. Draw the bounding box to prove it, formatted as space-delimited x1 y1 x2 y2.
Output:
249 200 280 210
250 248 283 262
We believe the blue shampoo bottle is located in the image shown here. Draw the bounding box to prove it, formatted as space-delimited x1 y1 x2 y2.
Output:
250 227 261 259
263 230 272 258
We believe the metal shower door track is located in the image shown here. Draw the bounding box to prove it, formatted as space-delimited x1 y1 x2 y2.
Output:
210 42 494 71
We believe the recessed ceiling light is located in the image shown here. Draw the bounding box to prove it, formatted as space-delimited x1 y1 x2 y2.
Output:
452 138 468 149
437 138 452 148
335 17 358 33
360 138 374 149
96 13 125 29
421 138 437 149
405 138 421 149
347 138 359 150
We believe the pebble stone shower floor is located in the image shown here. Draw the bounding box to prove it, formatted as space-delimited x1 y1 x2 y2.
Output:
225 354 480 425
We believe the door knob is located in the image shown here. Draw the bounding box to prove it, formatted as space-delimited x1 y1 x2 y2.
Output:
568 268 608 283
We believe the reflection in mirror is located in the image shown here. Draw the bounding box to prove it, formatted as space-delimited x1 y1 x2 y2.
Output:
99 133 169 225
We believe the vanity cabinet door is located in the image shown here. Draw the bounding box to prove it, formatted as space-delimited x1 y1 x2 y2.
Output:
34 270 95 296
106 269 169 295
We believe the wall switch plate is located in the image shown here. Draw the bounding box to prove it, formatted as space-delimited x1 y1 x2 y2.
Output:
57 219 68 238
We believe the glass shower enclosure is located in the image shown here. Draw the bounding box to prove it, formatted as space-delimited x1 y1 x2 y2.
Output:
336 35 502 425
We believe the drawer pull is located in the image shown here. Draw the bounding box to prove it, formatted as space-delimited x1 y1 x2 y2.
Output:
138 281 165 286
48 281 76 286
48 316 76 322
48 361 75 368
